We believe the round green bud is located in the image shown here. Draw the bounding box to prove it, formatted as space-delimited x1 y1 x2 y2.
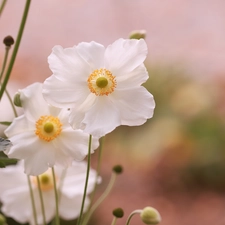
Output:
13 92 22 107
0 214 6 225
113 208 124 218
140 207 161 224
129 30 146 40
112 165 123 174
3 35 14 47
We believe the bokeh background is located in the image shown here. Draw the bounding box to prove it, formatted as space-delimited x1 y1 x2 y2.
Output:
1 1 225 225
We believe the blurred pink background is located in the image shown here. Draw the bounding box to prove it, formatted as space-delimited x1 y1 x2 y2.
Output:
1 1 225 225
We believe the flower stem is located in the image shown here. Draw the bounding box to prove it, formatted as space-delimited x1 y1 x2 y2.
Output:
125 210 142 225
0 44 18 117
111 217 117 225
0 0 31 100
37 175 47 225
82 172 117 225
0 46 10 83
0 0 7 16
4 87 18 117
52 167 60 225
27 175 38 225
76 134 92 225
87 137 104 207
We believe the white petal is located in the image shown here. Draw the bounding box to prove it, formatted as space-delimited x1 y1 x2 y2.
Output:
43 75 89 108
19 82 50 121
112 86 155 126
116 64 149 89
76 41 105 70
54 129 99 161
1 187 31 224
4 115 33 138
70 96 121 137
105 38 148 75
5 132 38 157
48 45 91 81
61 161 98 197
23 142 56 175
0 163 26 194
59 194 89 220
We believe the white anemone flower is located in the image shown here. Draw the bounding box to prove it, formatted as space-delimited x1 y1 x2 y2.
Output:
0 161 99 225
4 82 99 175
43 38 155 137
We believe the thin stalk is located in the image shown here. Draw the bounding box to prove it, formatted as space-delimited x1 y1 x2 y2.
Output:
0 0 31 100
0 46 10 82
76 134 92 225
37 176 47 225
87 137 105 206
82 172 117 225
125 210 142 225
27 175 38 225
4 87 18 117
111 217 117 225
0 0 7 17
52 167 60 225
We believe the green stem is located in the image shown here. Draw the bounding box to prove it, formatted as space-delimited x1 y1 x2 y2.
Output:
125 210 142 225
4 87 18 117
87 137 104 207
82 172 117 225
0 46 10 82
0 0 31 100
37 176 47 225
52 167 60 225
27 175 38 225
111 217 117 225
76 134 92 225
0 0 7 16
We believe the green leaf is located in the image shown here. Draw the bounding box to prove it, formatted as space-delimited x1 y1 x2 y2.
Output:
0 121 12 126
0 157 18 167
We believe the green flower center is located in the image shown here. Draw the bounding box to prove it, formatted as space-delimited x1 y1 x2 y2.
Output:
96 77 108 88
44 122 54 133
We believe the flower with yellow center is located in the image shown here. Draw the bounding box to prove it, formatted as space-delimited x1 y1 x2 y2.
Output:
43 38 155 137
4 82 99 175
0 161 100 225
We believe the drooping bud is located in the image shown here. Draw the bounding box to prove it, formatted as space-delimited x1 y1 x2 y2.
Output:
113 208 124 218
140 207 161 224
0 214 6 225
129 30 146 40
13 92 22 107
3 35 14 47
112 165 123 174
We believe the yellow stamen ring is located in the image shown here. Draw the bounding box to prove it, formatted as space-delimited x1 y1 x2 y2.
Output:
87 68 116 96
35 115 62 142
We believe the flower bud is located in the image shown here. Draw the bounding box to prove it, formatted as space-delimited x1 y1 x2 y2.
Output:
129 30 146 40
112 165 123 174
3 35 14 47
113 208 124 218
0 214 6 225
140 207 161 224
13 92 22 107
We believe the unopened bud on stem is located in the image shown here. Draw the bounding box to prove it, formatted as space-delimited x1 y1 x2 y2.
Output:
140 207 161 224
129 30 146 40
113 208 124 218
3 35 14 47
